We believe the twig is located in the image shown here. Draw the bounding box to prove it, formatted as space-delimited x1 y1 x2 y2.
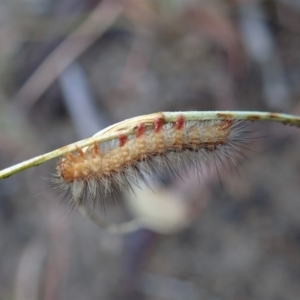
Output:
0 111 299 180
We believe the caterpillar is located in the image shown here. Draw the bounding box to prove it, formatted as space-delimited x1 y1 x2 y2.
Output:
55 113 249 208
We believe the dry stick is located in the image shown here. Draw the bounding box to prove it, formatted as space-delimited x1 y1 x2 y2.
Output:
1 110 300 234
12 0 124 108
1 111 299 180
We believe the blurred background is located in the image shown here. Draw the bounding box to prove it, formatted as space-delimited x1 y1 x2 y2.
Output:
0 0 300 299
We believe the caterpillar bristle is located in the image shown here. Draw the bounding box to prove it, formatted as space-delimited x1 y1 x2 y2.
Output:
55 116 250 209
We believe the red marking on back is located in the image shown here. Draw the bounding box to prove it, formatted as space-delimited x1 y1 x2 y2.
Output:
174 115 184 130
92 143 99 157
222 119 233 129
118 134 127 147
154 118 163 132
136 123 144 137
76 146 85 158
65 153 76 162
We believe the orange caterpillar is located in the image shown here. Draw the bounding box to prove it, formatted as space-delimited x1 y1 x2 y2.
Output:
56 115 248 207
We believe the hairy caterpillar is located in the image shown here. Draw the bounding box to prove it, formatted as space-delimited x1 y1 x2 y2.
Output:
55 114 249 208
